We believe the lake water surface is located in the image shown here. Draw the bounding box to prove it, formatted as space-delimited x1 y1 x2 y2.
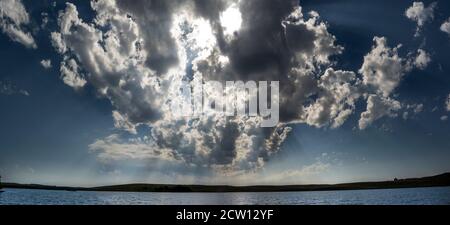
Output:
1 186 450 205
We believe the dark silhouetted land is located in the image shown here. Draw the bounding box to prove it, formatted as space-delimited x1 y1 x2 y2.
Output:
3 172 450 193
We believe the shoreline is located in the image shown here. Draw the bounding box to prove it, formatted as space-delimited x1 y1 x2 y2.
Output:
2 172 450 193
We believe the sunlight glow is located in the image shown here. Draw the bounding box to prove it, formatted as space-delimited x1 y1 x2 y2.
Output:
220 4 242 37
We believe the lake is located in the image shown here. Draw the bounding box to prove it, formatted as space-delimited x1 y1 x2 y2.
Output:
1 186 450 205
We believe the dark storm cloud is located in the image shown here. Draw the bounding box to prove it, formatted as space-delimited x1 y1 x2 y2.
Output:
115 0 233 76
49 0 430 175
50 0 347 172
187 0 342 124
115 0 181 75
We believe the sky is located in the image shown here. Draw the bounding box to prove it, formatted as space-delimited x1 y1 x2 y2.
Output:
0 0 449 187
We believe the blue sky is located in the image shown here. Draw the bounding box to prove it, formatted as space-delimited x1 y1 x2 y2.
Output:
0 0 449 186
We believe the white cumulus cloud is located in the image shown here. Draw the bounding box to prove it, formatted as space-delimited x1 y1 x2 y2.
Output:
360 37 409 98
405 1 437 37
414 49 431 70
357 37 429 129
441 18 450 36
59 58 86 89
0 0 37 48
359 95 401 130
40 59 52 69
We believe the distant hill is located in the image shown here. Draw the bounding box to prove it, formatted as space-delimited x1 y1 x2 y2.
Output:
3 172 450 193
2 183 87 192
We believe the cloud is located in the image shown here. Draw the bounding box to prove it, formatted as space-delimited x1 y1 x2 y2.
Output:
59 58 86 89
442 18 450 36
41 12 49 29
357 37 430 129
47 1 432 175
0 79 29 96
414 49 431 70
359 95 401 130
48 0 354 174
89 134 179 163
40 59 52 69
52 1 162 122
359 37 408 98
303 68 360 129
405 1 437 37
446 93 450 111
0 0 37 48
112 111 138 134
403 103 424 120
411 103 424 114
